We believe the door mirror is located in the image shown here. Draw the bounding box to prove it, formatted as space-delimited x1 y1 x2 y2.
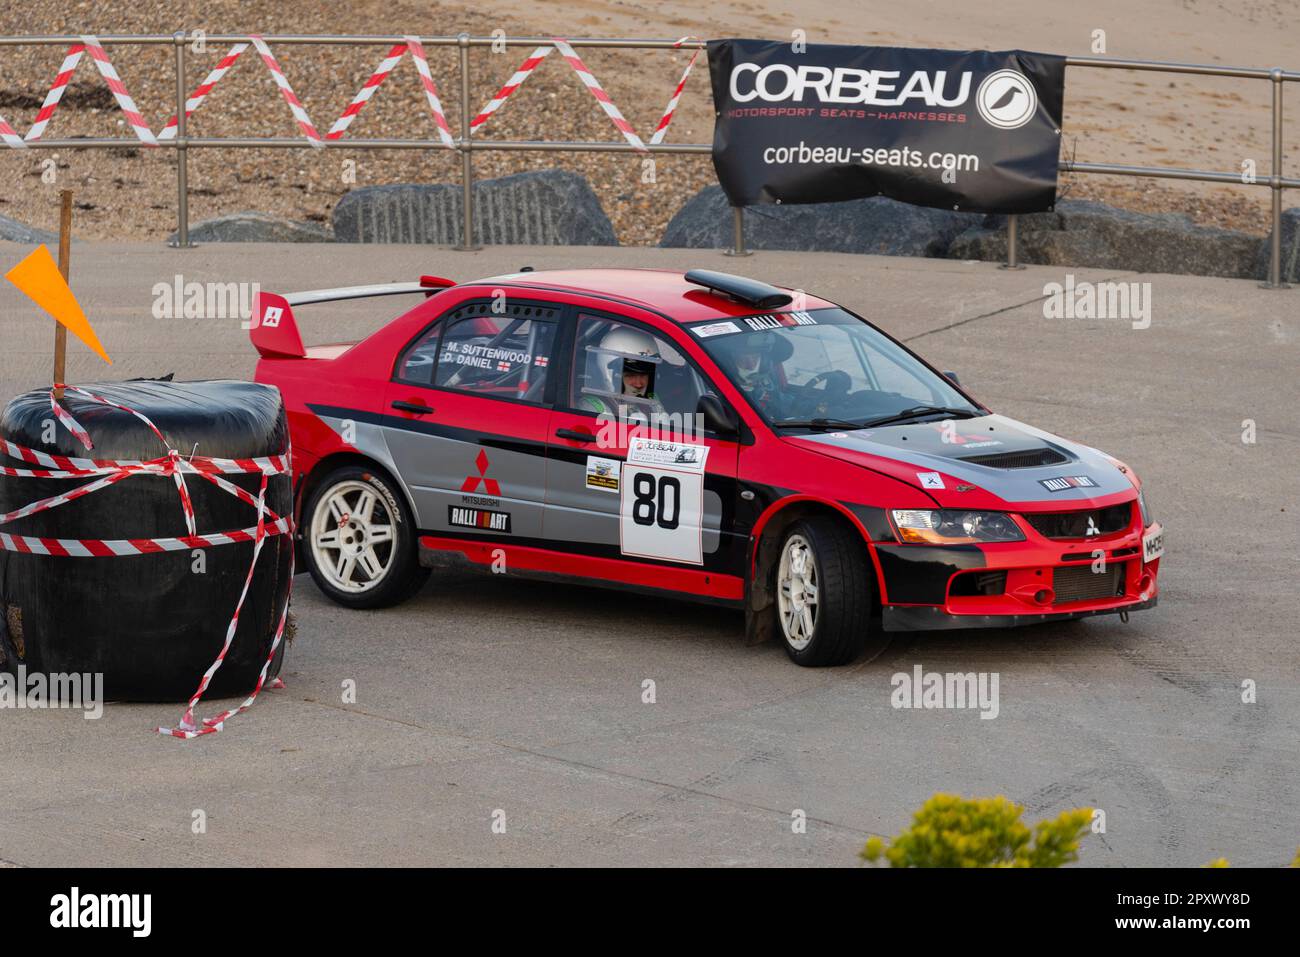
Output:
943 370 961 386
697 393 738 435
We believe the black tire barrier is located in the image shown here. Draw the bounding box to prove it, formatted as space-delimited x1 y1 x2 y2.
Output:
0 380 293 702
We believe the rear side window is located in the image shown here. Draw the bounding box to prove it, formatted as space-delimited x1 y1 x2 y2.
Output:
398 300 560 405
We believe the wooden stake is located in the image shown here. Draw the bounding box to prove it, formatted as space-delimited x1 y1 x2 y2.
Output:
53 189 72 400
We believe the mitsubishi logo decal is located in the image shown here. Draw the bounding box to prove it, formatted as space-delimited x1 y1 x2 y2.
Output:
1085 516 1099 537
461 449 501 495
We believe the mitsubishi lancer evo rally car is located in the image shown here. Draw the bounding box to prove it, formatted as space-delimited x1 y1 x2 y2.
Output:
248 268 1163 666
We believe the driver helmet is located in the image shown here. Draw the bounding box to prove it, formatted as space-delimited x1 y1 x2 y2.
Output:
722 334 771 390
595 327 660 397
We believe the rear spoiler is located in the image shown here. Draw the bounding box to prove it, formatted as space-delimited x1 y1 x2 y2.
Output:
249 276 455 359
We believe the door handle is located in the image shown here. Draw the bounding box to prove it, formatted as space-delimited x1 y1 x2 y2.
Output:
555 428 596 443
392 400 433 415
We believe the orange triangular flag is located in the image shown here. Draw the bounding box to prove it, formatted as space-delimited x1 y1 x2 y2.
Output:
5 244 111 364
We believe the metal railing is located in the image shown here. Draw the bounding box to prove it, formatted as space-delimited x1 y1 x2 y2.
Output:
0 34 1295 286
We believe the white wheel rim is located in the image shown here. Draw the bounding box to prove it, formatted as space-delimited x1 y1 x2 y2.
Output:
777 534 819 651
309 479 398 593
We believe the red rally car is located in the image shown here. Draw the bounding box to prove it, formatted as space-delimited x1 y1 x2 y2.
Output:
249 267 1163 666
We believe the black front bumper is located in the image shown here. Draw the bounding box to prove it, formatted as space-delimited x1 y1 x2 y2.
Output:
882 597 1157 632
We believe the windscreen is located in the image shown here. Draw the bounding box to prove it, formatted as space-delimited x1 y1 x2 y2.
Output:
686 308 981 428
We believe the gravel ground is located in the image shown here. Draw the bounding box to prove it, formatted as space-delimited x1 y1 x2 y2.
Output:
0 2 1278 245
0 1 716 245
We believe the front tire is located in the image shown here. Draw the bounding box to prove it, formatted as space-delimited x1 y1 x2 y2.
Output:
775 517 877 666
302 465 429 609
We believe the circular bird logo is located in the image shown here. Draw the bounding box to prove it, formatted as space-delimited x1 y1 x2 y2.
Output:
975 69 1038 130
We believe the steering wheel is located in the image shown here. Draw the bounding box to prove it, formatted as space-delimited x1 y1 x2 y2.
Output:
805 371 852 395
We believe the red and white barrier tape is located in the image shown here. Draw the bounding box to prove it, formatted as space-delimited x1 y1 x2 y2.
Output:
0 386 293 738
21 42 86 144
158 42 249 141
157 475 295 740
0 433 289 478
1 34 702 152
248 34 324 147
0 517 290 557
325 36 455 147
326 41 407 140
80 36 158 146
470 45 554 130
404 35 456 148
470 37 702 150
4 39 156 146
649 37 702 146
551 38 646 151
0 115 24 149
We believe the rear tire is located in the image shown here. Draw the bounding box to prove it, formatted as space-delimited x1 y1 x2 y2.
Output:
774 516 878 666
302 465 429 609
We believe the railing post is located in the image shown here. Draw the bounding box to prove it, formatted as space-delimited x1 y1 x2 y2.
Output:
169 31 192 249
1261 68 1289 289
454 33 481 251
1000 213 1024 269
724 205 751 257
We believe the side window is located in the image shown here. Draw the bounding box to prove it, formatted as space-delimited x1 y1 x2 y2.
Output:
396 324 442 385
397 300 559 404
570 315 709 419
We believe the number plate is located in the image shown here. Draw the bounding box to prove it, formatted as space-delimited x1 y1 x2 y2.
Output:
1142 524 1164 563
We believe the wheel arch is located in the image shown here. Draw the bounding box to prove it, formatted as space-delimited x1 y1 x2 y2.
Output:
296 451 419 532
745 496 883 644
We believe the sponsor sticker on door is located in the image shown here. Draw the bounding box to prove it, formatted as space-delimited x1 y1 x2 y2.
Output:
448 505 512 533
585 456 621 493
626 437 710 474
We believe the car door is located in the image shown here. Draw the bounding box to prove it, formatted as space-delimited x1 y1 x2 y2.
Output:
544 310 745 597
384 296 562 541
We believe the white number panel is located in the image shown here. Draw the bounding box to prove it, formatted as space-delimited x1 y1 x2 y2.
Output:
619 464 704 565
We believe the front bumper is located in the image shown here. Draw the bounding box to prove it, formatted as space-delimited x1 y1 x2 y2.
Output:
875 514 1162 632
883 597 1157 632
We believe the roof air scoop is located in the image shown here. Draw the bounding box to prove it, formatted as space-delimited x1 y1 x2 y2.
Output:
684 269 794 309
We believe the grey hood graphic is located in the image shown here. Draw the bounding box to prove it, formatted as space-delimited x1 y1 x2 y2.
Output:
798 414 1134 503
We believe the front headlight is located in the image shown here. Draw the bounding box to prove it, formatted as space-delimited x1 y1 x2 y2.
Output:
891 509 1025 545
1137 487 1152 527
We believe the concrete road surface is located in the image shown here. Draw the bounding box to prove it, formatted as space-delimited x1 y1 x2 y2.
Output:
0 241 1296 866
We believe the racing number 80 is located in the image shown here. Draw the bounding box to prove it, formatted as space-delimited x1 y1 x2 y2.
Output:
632 472 680 530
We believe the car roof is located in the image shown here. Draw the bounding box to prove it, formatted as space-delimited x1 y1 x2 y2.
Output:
460 268 839 324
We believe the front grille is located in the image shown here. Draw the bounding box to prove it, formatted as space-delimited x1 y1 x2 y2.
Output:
959 448 1069 469
1024 503 1133 540
1053 563 1125 603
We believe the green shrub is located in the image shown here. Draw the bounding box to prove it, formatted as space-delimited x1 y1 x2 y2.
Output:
1205 849 1300 867
861 793 1092 868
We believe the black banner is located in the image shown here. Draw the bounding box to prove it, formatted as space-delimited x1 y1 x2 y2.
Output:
0 866 1279 941
708 39 1066 213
